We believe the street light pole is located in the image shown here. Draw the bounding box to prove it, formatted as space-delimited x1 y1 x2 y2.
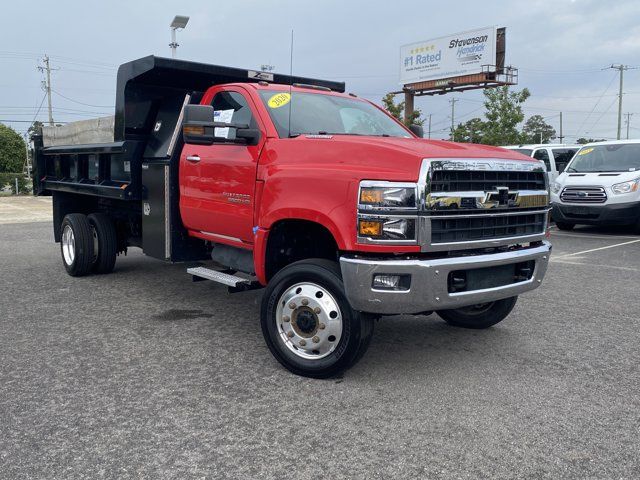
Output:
169 16 190 58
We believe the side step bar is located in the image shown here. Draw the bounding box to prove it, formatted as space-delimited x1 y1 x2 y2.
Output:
187 266 261 292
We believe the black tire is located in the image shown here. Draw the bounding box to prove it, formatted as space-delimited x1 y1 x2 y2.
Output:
437 296 518 329
87 213 117 274
60 214 94 277
260 259 374 378
555 222 575 231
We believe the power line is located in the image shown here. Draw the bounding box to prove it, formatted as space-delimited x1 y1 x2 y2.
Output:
51 89 112 108
573 72 618 138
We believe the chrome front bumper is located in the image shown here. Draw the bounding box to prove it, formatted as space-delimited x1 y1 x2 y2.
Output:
339 241 551 315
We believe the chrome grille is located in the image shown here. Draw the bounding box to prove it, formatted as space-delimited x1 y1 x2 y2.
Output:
560 186 607 204
430 170 546 192
418 158 549 251
431 213 546 244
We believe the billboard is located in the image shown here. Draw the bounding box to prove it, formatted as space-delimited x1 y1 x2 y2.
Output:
400 27 497 85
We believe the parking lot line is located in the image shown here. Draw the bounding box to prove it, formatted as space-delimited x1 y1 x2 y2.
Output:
551 231 638 241
554 239 640 258
551 259 639 272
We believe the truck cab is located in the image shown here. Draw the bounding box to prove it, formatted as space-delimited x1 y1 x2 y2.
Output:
34 56 552 378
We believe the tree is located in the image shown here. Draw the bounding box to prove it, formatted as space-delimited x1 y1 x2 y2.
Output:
576 137 606 145
28 120 44 140
382 93 424 126
521 115 556 144
0 123 26 173
452 118 486 143
481 86 530 145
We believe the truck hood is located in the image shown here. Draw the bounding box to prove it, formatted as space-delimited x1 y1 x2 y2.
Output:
279 136 535 182
556 170 640 187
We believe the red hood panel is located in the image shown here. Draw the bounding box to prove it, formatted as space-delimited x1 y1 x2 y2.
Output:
270 136 536 182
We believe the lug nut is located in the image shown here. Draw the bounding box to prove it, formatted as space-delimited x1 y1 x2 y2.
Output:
299 340 306 346
301 298 309 306
283 316 290 323
319 323 326 330
287 331 294 338
312 336 320 343
314 307 321 314
289 302 296 309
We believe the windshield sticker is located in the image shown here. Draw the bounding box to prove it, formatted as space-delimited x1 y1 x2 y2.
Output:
213 109 234 138
267 93 291 109
578 147 594 155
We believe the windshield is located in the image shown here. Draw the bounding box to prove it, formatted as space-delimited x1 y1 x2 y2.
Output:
566 143 640 173
258 90 411 138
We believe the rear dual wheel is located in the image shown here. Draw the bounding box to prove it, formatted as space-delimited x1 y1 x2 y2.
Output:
60 213 117 277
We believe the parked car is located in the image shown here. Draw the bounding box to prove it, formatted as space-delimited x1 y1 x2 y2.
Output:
550 140 640 231
502 144 580 183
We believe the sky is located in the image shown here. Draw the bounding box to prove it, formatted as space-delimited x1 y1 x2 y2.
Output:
2 0 640 142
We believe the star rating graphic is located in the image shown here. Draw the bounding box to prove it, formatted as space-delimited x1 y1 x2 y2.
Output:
410 45 436 55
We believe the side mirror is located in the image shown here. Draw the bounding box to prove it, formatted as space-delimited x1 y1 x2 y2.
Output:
235 127 261 146
182 104 261 146
409 124 424 138
183 104 215 145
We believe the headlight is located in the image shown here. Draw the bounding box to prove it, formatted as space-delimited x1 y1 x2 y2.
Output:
358 216 417 242
550 181 562 194
359 182 417 209
611 178 640 195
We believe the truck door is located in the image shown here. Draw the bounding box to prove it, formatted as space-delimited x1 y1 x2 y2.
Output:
180 88 265 244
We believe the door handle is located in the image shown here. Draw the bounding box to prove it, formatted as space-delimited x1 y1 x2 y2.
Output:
186 155 201 163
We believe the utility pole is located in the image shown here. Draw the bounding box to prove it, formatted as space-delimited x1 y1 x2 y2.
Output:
558 112 564 143
428 114 432 139
625 113 633 139
38 55 54 126
449 98 458 140
608 64 637 140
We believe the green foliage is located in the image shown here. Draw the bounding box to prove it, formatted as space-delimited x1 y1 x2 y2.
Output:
576 137 606 145
451 87 564 146
481 86 530 145
521 115 556 144
452 118 486 143
28 120 44 140
0 173 29 194
382 93 425 126
0 123 27 173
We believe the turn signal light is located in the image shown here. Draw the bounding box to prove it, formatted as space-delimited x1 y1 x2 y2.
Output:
184 125 205 136
360 189 383 204
358 220 383 237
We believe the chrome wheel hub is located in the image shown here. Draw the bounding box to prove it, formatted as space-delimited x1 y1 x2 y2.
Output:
276 282 343 360
61 224 75 266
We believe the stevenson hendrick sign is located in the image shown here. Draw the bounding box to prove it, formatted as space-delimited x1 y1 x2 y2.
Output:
400 27 497 85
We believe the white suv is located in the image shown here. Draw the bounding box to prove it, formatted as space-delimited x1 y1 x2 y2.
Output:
502 144 580 183
550 140 640 232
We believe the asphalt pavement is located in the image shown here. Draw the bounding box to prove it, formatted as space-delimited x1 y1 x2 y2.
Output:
1 219 639 479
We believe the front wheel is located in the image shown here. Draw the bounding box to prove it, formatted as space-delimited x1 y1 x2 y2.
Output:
437 297 518 329
260 259 374 378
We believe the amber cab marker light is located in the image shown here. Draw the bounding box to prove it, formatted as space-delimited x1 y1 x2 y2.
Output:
184 125 205 136
359 220 383 237
360 189 383 204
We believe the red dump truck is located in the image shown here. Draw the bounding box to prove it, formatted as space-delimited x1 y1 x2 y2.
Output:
34 56 551 377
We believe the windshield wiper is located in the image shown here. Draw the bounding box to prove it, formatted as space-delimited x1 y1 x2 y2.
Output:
565 167 577 172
